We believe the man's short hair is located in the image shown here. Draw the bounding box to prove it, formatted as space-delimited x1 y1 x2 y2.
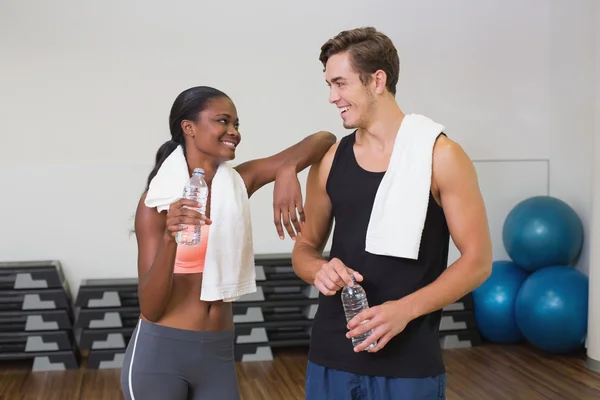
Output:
319 27 400 95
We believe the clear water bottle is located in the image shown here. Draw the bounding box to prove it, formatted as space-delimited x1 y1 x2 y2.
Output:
341 274 377 350
176 168 208 246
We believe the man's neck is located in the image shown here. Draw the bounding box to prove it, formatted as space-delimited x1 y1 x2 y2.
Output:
356 101 405 151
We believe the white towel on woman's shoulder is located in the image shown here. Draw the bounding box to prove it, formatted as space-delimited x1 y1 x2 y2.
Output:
145 145 256 301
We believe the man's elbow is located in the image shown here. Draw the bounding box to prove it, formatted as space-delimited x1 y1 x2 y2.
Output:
472 252 492 288
291 239 309 273
291 239 320 285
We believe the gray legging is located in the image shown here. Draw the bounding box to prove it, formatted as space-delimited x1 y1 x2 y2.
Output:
120 319 241 400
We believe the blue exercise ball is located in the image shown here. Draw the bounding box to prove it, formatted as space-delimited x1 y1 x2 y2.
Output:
472 260 529 343
515 266 589 354
502 196 583 271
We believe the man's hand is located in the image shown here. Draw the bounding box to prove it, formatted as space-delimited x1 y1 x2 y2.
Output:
346 299 413 352
314 258 363 296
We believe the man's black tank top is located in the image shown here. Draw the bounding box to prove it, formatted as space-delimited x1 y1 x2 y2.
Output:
308 131 450 378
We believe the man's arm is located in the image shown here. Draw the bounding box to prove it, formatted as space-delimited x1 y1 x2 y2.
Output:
291 144 336 284
401 136 492 320
292 143 363 295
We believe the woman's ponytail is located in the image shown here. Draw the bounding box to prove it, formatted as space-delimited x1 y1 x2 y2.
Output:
144 139 179 192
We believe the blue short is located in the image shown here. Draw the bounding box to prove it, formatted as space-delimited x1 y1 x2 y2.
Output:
305 361 446 400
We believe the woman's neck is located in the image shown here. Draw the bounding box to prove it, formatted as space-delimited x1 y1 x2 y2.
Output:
185 151 220 184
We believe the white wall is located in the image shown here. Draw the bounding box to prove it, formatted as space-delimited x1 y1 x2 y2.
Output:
586 0 600 368
547 0 596 275
0 0 595 295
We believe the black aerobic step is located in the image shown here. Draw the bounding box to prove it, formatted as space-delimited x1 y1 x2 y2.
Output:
0 349 80 371
85 348 126 369
0 330 75 353
0 288 71 311
0 260 66 291
74 278 138 308
77 327 132 350
439 329 483 349
0 309 72 332
74 306 140 330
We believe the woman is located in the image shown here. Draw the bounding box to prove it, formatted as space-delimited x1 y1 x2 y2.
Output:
120 86 336 400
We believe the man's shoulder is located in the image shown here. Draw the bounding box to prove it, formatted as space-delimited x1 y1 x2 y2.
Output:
431 134 476 196
323 139 341 164
312 140 339 188
432 134 469 168
308 132 349 190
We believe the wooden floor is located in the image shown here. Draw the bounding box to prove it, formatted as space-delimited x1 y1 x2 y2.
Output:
1 344 599 400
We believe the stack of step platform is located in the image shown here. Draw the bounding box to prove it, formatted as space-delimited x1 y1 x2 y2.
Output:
440 294 482 349
232 253 319 362
0 260 80 371
73 278 139 369
72 252 482 368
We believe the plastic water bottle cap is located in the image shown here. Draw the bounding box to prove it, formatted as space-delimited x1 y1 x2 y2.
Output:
193 168 205 176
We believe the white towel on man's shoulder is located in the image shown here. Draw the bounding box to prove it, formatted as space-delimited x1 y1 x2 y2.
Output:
144 145 256 301
365 113 445 260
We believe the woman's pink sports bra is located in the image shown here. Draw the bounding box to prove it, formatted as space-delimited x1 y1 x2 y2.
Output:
173 225 209 274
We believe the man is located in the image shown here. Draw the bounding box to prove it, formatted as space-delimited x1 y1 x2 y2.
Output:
292 27 492 399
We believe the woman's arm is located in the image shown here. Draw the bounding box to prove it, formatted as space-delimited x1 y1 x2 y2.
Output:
235 130 337 239
134 194 208 322
235 131 337 196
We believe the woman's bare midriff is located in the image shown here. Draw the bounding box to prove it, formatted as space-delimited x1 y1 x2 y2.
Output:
140 273 233 331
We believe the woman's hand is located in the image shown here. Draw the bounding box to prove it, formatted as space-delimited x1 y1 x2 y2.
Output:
164 199 212 241
273 164 305 240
